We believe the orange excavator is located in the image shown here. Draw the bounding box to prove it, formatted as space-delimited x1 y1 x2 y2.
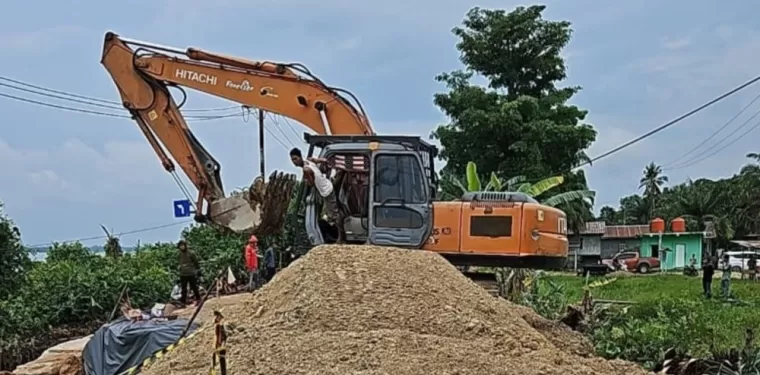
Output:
100 32 568 277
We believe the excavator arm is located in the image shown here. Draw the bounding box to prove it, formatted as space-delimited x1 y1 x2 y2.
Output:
100 32 373 234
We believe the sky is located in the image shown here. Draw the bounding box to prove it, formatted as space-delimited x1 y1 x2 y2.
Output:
0 0 759 246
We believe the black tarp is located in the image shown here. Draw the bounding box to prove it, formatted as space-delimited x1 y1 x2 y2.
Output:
83 317 199 375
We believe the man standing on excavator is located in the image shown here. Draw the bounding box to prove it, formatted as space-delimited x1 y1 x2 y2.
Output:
290 148 344 243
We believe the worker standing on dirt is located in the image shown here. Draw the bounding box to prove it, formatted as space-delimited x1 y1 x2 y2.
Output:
720 254 732 298
177 240 202 306
264 245 276 283
702 256 714 299
290 147 344 243
211 310 228 375
244 235 259 291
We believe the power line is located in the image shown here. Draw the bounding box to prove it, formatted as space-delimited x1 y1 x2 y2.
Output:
667 117 760 171
0 75 239 112
662 91 760 167
0 81 124 110
268 112 305 145
266 112 300 147
0 91 244 121
665 106 760 170
0 91 130 118
583 74 760 167
25 220 193 248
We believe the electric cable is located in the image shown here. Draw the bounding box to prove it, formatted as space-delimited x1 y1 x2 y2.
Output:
0 91 243 121
240 107 290 150
583 74 760 167
265 112 299 147
665 106 760 170
667 117 760 171
662 91 760 168
0 75 239 112
25 220 192 248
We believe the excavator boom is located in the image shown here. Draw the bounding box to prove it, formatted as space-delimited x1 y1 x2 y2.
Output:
99 32 371 234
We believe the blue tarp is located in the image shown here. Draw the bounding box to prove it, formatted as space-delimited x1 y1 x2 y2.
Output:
82 317 199 375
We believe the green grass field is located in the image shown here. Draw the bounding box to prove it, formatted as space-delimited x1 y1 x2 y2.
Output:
546 274 760 353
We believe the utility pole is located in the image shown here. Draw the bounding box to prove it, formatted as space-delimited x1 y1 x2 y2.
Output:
258 109 265 179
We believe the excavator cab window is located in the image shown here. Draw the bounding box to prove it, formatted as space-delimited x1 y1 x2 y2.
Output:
368 151 433 248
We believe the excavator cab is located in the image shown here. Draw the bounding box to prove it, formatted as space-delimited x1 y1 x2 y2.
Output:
302 135 438 248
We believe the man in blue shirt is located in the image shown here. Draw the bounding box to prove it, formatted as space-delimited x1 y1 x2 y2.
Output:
264 246 277 283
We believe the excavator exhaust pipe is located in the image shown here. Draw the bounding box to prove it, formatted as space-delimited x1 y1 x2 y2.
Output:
208 171 297 236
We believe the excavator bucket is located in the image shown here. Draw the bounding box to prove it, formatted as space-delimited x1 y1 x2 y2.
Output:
208 171 297 235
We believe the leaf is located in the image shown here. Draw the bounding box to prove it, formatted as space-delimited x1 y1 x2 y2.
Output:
504 175 527 190
448 175 468 197
486 172 503 191
527 176 565 197
516 183 532 193
542 190 596 207
466 161 481 192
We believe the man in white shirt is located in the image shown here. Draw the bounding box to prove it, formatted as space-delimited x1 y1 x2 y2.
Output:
290 148 344 243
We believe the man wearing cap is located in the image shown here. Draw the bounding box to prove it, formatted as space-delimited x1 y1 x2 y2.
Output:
244 235 260 290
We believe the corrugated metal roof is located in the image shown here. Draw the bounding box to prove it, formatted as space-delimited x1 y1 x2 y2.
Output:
584 221 607 234
731 240 760 249
603 225 649 239
569 221 606 235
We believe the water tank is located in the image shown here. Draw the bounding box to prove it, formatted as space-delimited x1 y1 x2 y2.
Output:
650 217 665 233
671 217 686 233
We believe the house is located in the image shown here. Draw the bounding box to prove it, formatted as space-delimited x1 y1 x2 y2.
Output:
569 218 707 271
568 221 606 269
639 232 704 270
600 224 649 258
568 222 649 268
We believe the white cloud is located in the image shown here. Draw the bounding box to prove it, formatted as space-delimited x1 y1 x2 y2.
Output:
0 137 177 205
661 36 691 50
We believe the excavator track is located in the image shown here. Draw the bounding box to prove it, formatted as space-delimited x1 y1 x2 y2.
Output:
461 271 502 298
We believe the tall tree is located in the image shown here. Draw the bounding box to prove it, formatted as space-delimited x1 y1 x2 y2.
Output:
639 162 668 219
432 5 596 180
0 202 30 300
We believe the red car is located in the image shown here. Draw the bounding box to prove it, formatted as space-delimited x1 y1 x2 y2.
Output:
607 252 661 274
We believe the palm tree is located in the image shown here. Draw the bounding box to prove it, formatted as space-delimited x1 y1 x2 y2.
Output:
746 152 760 162
639 162 668 219
741 153 760 175
676 180 734 241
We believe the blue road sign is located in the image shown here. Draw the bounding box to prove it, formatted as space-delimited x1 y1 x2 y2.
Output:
173 199 193 218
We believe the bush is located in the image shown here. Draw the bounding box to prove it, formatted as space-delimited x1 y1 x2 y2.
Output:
590 299 711 369
544 274 760 370
0 243 172 341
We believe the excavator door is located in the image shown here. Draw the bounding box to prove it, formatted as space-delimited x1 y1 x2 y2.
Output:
368 151 433 247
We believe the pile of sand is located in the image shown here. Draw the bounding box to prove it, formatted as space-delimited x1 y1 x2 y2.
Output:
143 245 648 375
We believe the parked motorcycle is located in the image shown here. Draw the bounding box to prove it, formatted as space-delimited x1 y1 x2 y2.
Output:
683 265 698 277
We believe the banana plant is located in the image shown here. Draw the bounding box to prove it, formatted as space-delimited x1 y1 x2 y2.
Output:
446 161 595 207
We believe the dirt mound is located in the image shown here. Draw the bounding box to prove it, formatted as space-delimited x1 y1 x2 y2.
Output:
143 245 649 375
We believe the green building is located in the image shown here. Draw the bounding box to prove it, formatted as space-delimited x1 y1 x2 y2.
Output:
639 232 704 270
